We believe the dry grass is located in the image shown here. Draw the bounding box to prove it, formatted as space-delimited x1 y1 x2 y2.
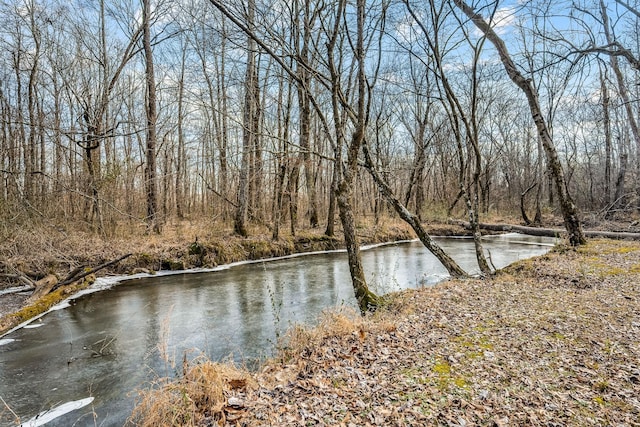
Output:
274 307 396 366
130 359 255 427
128 238 640 426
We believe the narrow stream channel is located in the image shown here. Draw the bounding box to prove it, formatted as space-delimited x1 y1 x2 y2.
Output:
0 234 555 426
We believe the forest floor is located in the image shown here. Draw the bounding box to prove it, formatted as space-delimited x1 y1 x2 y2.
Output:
132 237 640 426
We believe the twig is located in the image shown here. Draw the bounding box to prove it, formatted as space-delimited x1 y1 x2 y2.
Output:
198 172 238 208
0 395 20 424
61 266 85 284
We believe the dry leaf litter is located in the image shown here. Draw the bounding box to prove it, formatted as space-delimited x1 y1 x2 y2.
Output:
133 239 640 426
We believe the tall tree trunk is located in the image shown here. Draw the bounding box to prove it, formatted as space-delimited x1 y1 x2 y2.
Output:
37 96 47 206
234 0 257 237
452 0 585 246
26 39 38 206
23 0 41 207
250 54 264 222
143 0 160 234
272 72 292 240
296 0 319 228
52 69 62 199
216 19 229 220
336 0 380 314
176 46 186 219
468 42 491 275
599 65 612 207
0 87 7 201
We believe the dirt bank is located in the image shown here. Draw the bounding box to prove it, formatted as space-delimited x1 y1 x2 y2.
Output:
0 220 423 335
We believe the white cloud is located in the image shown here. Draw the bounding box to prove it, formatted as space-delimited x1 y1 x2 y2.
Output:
492 7 517 33
474 6 517 37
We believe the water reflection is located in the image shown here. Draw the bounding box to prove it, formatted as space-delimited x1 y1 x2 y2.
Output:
0 235 555 426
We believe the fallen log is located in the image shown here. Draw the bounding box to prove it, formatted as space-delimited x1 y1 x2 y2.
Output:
454 221 640 241
27 274 59 304
52 253 133 292
0 285 34 296
0 254 133 300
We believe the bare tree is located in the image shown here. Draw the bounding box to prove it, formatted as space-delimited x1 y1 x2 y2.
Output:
598 0 640 209
404 0 491 273
175 41 187 220
25 0 41 206
599 62 613 208
451 0 586 246
294 0 320 228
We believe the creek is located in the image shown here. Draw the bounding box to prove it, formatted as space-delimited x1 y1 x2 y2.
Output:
0 234 555 426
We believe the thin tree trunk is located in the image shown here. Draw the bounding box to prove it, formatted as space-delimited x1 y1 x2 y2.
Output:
599 66 612 206
272 71 292 240
296 1 319 228
176 46 186 219
37 96 46 206
362 143 468 278
403 103 433 216
143 0 160 234
250 54 264 222
52 69 62 199
13 41 26 207
272 160 286 240
534 130 544 226
325 146 340 237
287 160 300 236
217 21 229 220
0 88 6 201
467 41 491 275
25 1 40 206
333 0 379 313
520 182 537 225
